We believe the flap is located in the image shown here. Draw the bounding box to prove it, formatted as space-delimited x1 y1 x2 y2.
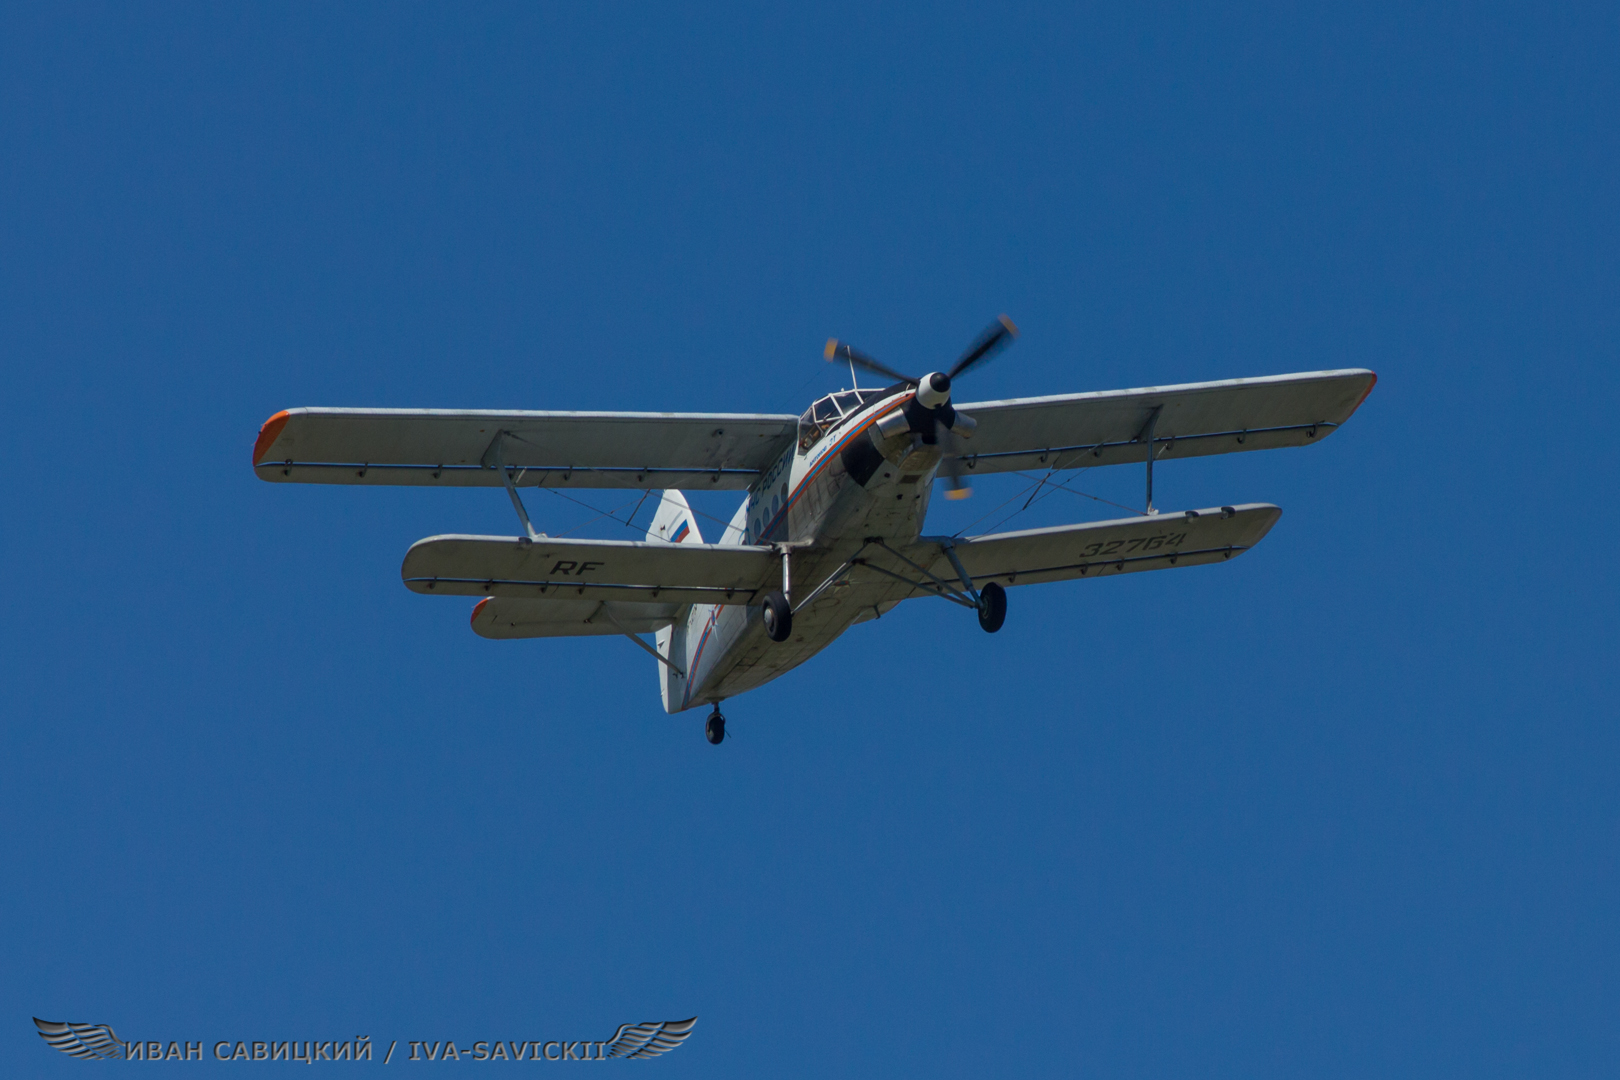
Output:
954 369 1375 474
401 533 776 605
253 408 799 490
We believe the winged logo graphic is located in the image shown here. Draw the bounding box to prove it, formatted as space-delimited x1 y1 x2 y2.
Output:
34 1018 125 1060
604 1016 697 1058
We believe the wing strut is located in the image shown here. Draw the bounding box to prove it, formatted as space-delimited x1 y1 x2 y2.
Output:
600 606 685 676
1138 405 1162 516
936 539 982 605
483 432 544 539
849 539 979 610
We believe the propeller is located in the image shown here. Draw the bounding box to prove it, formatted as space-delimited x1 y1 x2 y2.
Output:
823 339 914 385
823 315 1018 500
947 314 1019 380
936 416 970 500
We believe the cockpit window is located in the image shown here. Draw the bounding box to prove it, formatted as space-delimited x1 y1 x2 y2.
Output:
797 388 890 453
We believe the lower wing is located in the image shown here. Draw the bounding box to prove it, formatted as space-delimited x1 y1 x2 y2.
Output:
897 503 1282 590
401 534 776 606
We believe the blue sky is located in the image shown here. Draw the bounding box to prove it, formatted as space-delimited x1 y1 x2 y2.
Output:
3 3 1617 1075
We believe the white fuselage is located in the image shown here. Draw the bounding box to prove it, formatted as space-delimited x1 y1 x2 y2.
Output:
656 386 945 711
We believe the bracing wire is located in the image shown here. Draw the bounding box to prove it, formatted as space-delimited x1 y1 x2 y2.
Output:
1022 472 1144 517
550 494 644 538
951 468 1148 538
538 484 742 537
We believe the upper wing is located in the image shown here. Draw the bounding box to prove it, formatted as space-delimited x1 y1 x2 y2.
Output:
954 369 1375 474
253 408 799 490
402 534 776 605
896 503 1282 588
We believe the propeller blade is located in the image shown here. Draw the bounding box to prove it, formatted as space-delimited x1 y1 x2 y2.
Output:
936 417 972 500
824 339 917 384
946 315 1019 380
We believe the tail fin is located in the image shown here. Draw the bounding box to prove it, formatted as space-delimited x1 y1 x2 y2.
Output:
648 490 702 545
649 491 699 711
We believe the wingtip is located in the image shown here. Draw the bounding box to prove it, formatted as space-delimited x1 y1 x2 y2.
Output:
253 410 291 467
1351 371 1378 411
471 597 491 629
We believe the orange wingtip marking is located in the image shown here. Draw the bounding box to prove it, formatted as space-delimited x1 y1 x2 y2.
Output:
1351 372 1378 412
253 410 291 466
471 597 491 627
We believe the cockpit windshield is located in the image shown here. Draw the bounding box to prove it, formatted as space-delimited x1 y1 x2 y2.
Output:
798 388 891 453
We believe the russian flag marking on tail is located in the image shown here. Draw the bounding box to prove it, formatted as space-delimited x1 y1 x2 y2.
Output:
648 489 702 545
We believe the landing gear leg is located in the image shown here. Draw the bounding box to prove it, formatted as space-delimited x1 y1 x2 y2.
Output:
704 706 726 745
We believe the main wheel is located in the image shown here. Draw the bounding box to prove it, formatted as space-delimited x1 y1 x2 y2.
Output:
762 590 793 642
977 581 1007 633
705 711 726 744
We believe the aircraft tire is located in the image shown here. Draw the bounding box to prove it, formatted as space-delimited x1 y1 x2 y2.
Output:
762 591 793 642
705 711 726 744
977 582 1007 633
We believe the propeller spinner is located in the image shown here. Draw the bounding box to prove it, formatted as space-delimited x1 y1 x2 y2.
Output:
824 315 1018 499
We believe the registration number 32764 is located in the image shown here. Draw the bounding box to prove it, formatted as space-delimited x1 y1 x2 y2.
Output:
1079 531 1189 558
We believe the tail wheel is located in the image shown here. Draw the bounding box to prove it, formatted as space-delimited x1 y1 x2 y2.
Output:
705 711 726 745
762 591 793 642
977 581 1006 633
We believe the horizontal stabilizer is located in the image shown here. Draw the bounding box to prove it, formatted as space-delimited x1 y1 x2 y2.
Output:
402 534 776 605
902 503 1282 588
955 370 1375 474
253 408 799 489
469 596 683 639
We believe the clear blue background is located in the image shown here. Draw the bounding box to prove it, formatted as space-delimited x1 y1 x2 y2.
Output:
4 3 1617 1075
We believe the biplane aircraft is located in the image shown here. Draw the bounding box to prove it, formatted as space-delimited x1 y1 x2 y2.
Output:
254 319 1375 744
